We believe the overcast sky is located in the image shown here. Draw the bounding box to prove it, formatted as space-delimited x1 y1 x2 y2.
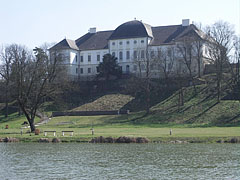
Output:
0 0 239 49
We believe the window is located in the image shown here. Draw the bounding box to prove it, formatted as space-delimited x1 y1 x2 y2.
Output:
112 42 115 46
134 51 137 59
112 52 115 57
168 63 172 70
97 54 100 61
96 67 99 73
119 51 123 60
134 65 137 71
88 68 91 73
88 55 91 62
80 56 83 62
134 40 137 44
150 64 154 70
80 68 83 74
141 40 144 43
126 51 130 60
126 65 130 73
76 68 78 74
150 51 155 58
141 50 145 59
126 41 130 45
119 41 122 45
75 56 78 63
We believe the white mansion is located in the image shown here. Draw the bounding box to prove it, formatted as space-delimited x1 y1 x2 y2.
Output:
50 19 210 79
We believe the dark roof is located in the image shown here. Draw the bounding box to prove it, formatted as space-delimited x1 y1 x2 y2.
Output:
150 24 204 45
109 20 153 40
77 31 113 50
75 33 94 47
51 22 206 51
49 39 79 50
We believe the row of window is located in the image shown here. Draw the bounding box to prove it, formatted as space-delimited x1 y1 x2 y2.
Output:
76 67 94 74
112 50 146 60
112 40 145 46
77 54 101 63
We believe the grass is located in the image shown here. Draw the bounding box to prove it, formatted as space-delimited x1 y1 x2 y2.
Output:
71 94 134 111
0 74 240 142
0 113 239 143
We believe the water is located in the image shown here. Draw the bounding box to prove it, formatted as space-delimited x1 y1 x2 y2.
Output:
0 143 239 180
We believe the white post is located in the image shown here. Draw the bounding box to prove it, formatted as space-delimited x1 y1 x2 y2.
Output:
71 132 73 136
53 132 56 136
62 132 65 136
44 132 47 136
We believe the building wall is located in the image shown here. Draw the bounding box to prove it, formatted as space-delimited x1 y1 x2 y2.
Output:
51 38 210 79
109 37 148 73
79 49 108 76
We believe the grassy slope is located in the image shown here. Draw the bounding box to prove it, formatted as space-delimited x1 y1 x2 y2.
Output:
0 74 240 142
71 94 134 111
143 84 240 126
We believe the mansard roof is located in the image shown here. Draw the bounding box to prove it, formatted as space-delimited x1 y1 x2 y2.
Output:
51 21 205 51
49 38 79 50
150 24 205 45
77 31 113 50
109 20 153 40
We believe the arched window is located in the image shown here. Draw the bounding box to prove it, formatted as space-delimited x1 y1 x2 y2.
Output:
119 51 123 60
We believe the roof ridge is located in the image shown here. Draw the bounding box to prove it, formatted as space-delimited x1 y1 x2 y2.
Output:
152 24 182 28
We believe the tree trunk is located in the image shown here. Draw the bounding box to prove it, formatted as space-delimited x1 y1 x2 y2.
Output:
5 101 8 118
28 119 35 132
198 58 201 78
145 82 150 115
4 83 9 118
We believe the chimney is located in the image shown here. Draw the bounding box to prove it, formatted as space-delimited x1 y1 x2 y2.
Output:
182 19 190 26
89 27 96 34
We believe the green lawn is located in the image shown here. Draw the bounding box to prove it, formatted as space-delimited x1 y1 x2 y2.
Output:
0 114 239 142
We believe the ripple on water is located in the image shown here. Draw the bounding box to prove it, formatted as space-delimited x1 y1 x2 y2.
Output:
0 143 239 180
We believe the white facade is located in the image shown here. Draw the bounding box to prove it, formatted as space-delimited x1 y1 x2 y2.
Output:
50 19 210 79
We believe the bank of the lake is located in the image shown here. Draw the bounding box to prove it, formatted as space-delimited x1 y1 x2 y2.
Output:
0 126 240 143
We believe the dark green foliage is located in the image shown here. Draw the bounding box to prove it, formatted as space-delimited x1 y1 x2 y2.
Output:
96 54 122 80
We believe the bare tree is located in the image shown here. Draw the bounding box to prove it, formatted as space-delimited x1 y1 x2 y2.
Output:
132 48 152 114
8 44 65 132
0 45 13 117
155 47 175 88
205 21 235 102
177 37 197 93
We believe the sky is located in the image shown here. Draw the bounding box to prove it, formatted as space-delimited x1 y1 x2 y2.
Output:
0 0 239 49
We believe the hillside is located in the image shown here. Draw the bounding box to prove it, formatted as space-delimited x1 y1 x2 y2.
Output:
138 82 240 126
71 94 134 111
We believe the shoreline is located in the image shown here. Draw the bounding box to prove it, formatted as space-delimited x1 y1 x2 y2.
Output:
1 136 240 144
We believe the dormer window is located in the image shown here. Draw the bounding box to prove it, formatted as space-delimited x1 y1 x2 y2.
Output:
119 41 123 45
126 41 130 45
141 40 144 43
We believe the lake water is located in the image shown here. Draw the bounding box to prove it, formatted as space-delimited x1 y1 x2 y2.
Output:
0 143 239 180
